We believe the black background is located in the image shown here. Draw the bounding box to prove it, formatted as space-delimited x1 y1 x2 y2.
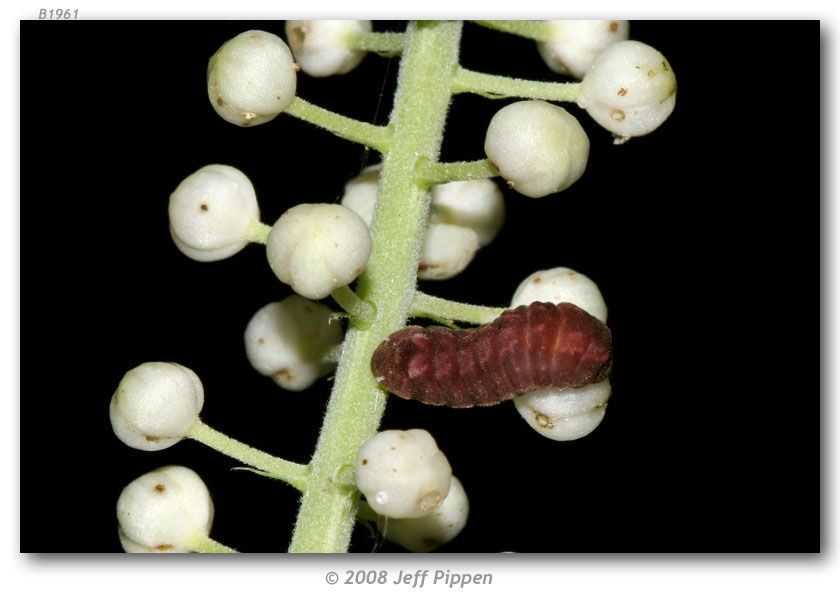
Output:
22 20 819 553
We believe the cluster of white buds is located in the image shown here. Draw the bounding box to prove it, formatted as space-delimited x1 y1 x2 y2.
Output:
244 295 344 390
207 30 297 127
110 362 204 451
577 40 677 142
510 267 611 440
355 429 468 552
538 20 630 79
362 476 469 552
285 20 372 77
355 429 452 519
117 466 214 553
484 100 589 198
169 164 261 262
266 203 372 299
340 165 504 280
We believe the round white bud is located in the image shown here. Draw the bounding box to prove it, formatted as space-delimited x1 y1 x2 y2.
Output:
418 224 480 281
266 203 372 300
514 380 611 441
538 20 630 79
578 40 677 141
169 164 260 262
511 267 607 322
339 164 381 227
374 476 469 553
110 362 204 451
244 296 344 391
285 20 372 77
355 429 452 519
485 100 589 198
207 30 297 127
429 179 505 247
117 466 214 553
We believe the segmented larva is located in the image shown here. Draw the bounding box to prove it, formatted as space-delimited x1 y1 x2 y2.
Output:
371 301 613 407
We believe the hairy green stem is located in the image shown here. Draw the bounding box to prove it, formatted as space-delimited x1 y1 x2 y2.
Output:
411 291 504 324
288 20 463 553
453 67 583 102
284 97 392 151
472 20 553 41
415 157 498 185
187 420 310 492
188 532 239 553
345 30 404 54
331 285 376 328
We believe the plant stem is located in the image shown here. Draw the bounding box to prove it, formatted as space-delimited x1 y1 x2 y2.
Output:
284 97 392 151
287 20 463 553
331 285 376 329
411 291 504 324
452 67 582 102
415 157 498 186
187 420 310 492
345 30 404 54
472 20 553 41
188 532 239 553
245 220 272 244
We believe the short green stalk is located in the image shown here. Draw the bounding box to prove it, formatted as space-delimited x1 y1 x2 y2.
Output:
187 531 239 553
187 420 310 492
287 20 464 553
472 20 553 41
452 67 582 102
410 291 504 324
345 30 404 55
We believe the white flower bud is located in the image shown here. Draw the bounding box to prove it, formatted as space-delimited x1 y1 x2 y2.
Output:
355 429 452 519
429 179 505 247
514 380 611 441
417 224 480 281
110 362 204 451
511 267 607 322
207 30 297 127
117 466 214 553
373 476 469 553
285 20 372 77
538 20 630 79
266 203 372 300
485 100 589 198
339 164 380 227
244 296 344 391
169 164 260 262
578 40 677 141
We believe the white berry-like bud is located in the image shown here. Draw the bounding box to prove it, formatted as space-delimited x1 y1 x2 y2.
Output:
339 164 380 227
514 380 611 441
538 20 630 79
117 466 214 553
169 165 261 262
110 362 204 451
485 100 589 198
376 476 469 552
285 20 372 77
355 429 452 519
207 30 297 127
578 40 676 141
266 203 372 300
418 224 480 281
429 179 505 247
511 267 607 322
244 296 344 391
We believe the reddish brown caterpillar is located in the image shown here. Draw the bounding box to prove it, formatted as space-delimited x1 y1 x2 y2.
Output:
371 301 613 407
